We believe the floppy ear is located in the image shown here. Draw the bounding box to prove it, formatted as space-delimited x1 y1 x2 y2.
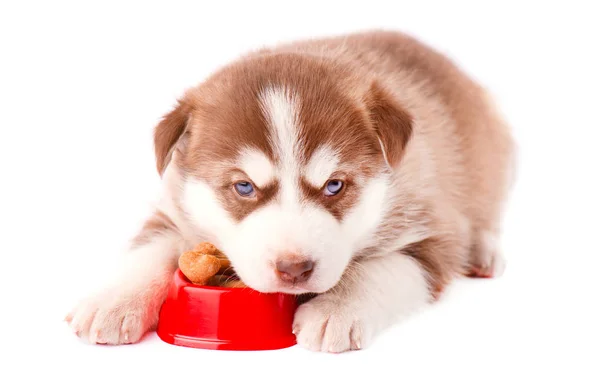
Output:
153 99 192 176
365 82 413 168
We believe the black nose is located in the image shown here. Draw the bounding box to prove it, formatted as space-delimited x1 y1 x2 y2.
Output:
276 259 314 283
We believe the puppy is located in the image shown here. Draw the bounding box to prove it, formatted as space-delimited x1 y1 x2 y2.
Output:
66 30 515 352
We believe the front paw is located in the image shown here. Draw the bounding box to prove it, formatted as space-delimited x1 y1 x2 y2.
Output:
293 295 371 353
65 289 155 345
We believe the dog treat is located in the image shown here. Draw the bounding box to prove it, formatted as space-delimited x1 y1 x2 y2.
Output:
178 252 221 285
178 242 247 288
193 242 227 260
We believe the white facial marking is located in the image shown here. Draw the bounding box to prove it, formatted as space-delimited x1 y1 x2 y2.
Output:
225 202 352 294
183 177 237 246
259 86 302 207
304 146 339 188
342 176 390 251
238 148 275 187
259 86 301 168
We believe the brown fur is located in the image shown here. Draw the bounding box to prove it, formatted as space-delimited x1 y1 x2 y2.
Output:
154 99 193 176
364 82 414 168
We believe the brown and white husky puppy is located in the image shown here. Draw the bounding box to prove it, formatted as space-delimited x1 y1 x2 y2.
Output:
67 30 515 352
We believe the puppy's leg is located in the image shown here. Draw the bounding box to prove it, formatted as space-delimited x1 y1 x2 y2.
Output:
66 210 183 345
293 234 466 353
467 229 506 278
293 252 431 353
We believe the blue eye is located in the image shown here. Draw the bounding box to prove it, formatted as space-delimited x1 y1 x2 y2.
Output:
234 181 255 197
324 180 344 196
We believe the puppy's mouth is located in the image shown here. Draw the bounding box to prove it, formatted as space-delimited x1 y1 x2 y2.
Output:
276 284 314 295
238 274 320 295
272 276 336 295
246 279 315 294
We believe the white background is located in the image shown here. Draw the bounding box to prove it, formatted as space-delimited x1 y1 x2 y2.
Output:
1 1 599 387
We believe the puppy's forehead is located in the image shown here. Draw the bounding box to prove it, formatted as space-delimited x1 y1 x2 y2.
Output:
258 86 300 169
188 87 273 164
259 87 341 188
258 83 378 177
186 55 379 180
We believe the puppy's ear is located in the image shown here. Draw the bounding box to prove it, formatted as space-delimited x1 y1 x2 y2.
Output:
154 99 192 176
365 82 413 168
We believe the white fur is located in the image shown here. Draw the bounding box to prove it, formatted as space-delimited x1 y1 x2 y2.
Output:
477 230 506 277
225 202 352 294
293 252 430 352
341 176 390 252
259 86 302 208
66 159 188 345
182 176 237 247
238 148 275 187
157 154 198 239
304 145 339 188
66 231 184 344
259 86 301 177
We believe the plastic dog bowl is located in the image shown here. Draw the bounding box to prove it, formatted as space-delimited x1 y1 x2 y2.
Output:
157 269 298 350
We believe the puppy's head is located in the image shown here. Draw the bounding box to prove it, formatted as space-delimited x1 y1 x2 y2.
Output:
155 54 412 294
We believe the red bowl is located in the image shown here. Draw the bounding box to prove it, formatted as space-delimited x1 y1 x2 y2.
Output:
156 269 298 351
